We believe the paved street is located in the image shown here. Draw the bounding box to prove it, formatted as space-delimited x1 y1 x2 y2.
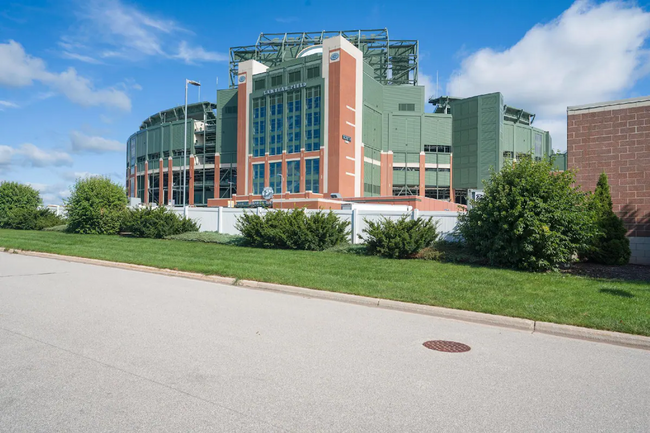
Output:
0 253 648 432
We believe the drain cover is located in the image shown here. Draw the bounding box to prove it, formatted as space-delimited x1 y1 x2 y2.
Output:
423 340 471 353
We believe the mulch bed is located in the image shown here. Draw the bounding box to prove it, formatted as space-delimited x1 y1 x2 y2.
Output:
563 262 650 283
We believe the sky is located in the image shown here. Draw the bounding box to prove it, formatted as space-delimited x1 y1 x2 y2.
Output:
2 0 650 204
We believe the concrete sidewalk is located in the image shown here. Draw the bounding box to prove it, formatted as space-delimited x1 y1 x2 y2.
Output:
1 253 649 432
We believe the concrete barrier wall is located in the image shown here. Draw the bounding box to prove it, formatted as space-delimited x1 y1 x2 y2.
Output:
172 207 460 244
629 237 650 266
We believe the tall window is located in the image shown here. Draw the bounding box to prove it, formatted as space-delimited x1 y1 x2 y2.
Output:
253 164 265 195
305 158 319 193
269 94 283 155
287 160 300 193
305 86 321 152
269 162 282 193
252 98 266 157
287 90 302 154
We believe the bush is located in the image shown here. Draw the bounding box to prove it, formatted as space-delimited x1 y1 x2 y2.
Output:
236 208 350 250
121 207 198 239
362 215 440 259
66 177 127 235
0 181 41 227
457 156 597 271
583 173 631 265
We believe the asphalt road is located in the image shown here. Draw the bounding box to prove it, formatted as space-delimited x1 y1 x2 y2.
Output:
0 253 649 433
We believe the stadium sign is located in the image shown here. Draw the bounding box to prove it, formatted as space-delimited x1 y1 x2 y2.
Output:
263 82 307 95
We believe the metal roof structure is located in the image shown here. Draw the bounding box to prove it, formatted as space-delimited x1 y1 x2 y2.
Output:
229 29 418 88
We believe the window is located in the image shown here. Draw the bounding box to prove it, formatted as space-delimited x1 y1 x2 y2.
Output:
398 103 415 112
287 91 302 154
253 164 265 195
425 167 450 173
252 98 266 157
424 145 451 153
271 75 283 87
287 160 300 193
254 78 266 91
305 158 319 193
269 162 282 193
269 94 283 155
305 86 321 152
307 66 320 79
503 151 514 159
224 105 237 115
424 187 450 200
288 70 301 83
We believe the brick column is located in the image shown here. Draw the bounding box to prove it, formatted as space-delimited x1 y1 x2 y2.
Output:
189 154 195 206
158 159 164 205
167 157 173 204
300 149 306 192
214 153 220 199
248 157 253 195
144 161 149 204
380 151 393 196
264 155 270 188
419 152 426 197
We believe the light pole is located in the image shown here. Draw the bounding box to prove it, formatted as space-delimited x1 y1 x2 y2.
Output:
183 79 201 209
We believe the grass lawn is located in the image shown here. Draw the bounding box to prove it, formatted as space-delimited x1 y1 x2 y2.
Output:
1 229 649 336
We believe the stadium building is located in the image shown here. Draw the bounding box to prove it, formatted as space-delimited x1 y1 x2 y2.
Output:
126 29 555 209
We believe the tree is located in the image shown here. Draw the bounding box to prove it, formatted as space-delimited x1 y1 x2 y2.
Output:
0 182 41 228
583 173 630 265
457 156 597 271
66 177 127 234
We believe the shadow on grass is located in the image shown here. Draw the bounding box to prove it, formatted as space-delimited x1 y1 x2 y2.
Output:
599 288 635 298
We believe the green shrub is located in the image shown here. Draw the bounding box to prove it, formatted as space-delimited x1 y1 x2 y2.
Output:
362 215 440 259
236 208 350 250
457 156 597 271
164 231 244 245
3 207 65 230
583 173 631 265
121 207 198 239
414 247 444 261
66 177 127 235
0 181 41 228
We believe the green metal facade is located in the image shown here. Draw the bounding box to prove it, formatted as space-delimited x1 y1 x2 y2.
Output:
449 92 553 192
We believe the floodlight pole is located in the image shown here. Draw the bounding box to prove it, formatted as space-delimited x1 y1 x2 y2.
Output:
183 79 201 210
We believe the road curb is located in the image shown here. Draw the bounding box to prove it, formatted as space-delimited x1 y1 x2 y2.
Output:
2 248 649 350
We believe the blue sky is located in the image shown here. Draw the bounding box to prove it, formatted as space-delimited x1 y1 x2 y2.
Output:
2 0 650 204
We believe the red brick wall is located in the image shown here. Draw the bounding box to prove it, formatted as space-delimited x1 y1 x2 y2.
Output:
567 105 650 237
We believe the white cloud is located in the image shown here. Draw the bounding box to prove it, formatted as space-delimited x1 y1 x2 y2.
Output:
28 182 71 205
0 143 73 170
64 0 226 64
0 145 15 170
61 171 102 181
61 51 103 64
0 100 18 110
418 72 437 113
17 143 73 167
172 41 228 64
70 130 123 153
0 40 131 111
447 0 650 150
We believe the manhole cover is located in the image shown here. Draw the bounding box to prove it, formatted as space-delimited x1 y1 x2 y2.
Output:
423 340 471 353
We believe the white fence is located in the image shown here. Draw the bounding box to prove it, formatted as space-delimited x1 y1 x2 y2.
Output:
172 207 459 244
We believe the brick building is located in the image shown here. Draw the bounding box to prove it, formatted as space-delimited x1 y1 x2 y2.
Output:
567 96 650 265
